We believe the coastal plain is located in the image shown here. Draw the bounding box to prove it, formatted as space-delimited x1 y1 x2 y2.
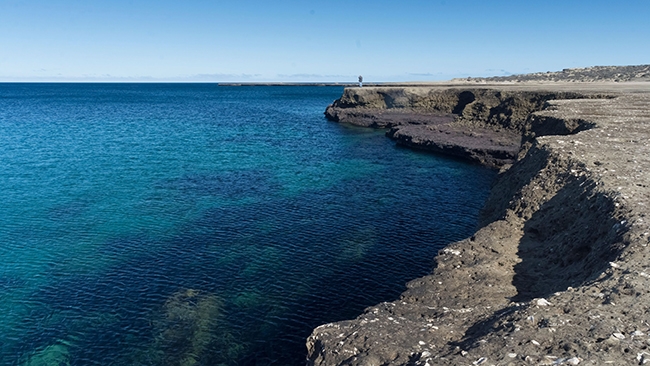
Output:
307 79 650 365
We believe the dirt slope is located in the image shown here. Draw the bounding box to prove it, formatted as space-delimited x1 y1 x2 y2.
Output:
308 85 650 365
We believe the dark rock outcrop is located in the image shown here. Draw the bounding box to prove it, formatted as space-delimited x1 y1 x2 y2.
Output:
309 84 650 365
385 124 521 168
324 87 610 168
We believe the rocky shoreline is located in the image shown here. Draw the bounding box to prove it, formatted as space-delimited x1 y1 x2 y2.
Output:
323 87 613 168
308 82 650 365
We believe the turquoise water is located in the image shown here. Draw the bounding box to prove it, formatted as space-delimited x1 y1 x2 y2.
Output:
0 84 495 365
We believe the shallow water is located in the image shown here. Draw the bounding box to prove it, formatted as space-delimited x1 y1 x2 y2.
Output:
0 84 496 365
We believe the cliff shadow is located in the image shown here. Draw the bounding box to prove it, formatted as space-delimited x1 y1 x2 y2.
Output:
479 109 598 227
479 146 551 226
452 91 476 115
451 177 628 352
511 177 627 302
524 114 597 147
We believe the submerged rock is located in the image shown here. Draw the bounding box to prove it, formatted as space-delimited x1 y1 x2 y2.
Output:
132 289 243 366
23 342 71 366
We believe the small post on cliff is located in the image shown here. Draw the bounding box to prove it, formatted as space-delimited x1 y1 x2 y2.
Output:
358 75 363 87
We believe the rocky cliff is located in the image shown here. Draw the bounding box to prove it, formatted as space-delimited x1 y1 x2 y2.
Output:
324 87 611 168
308 84 650 365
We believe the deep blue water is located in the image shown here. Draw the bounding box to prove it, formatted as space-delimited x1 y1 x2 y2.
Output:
0 83 495 365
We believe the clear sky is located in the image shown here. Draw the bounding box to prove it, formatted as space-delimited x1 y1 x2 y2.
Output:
1 0 648 82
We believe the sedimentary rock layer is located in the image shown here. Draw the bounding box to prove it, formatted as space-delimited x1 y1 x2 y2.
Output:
324 87 610 168
309 85 650 365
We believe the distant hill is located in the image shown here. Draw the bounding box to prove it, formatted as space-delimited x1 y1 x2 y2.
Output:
457 64 650 83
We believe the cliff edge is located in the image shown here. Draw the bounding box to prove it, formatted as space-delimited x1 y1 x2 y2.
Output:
324 86 613 168
308 83 650 365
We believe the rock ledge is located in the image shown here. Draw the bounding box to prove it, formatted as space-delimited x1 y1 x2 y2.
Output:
309 84 650 365
324 87 612 168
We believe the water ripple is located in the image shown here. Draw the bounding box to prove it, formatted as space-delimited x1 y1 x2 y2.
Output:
0 84 495 365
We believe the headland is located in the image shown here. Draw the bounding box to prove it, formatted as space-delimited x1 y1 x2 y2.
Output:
307 66 650 365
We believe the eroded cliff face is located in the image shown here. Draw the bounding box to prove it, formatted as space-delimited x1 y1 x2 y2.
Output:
309 87 650 365
324 87 610 168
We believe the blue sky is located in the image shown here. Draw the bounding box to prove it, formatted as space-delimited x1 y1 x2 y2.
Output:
1 0 648 82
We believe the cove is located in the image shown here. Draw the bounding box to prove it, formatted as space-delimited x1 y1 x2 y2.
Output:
0 83 496 365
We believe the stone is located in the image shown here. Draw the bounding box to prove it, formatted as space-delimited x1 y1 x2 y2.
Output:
308 77 650 366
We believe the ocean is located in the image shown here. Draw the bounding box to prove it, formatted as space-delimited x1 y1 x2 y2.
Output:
0 83 495 365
